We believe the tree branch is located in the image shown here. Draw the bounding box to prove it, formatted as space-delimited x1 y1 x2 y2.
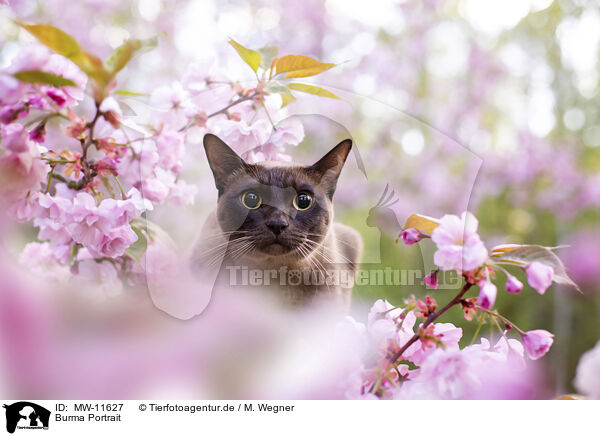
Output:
387 282 473 364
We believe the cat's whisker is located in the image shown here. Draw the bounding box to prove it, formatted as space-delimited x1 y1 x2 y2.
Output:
197 236 257 268
196 236 255 260
303 232 357 249
298 240 330 291
230 241 255 260
302 238 353 265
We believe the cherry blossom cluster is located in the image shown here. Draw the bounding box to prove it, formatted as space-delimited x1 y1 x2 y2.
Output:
341 210 577 399
0 24 310 288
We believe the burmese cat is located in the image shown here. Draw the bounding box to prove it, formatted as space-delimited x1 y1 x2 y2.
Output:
191 134 362 308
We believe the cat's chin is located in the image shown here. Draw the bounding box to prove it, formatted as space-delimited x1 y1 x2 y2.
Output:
258 242 296 256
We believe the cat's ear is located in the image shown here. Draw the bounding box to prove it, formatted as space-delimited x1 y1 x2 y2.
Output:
203 134 246 194
309 139 352 198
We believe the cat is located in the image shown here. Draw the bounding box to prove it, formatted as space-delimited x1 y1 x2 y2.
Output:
191 134 363 309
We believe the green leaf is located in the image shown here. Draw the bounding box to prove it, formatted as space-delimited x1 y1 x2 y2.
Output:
13 70 76 87
402 213 440 235
280 93 296 107
490 244 580 291
74 52 112 87
17 20 111 88
264 84 289 94
104 36 158 76
274 55 335 78
16 21 81 58
69 244 81 267
228 39 261 72
126 226 148 264
114 90 149 97
265 84 297 107
287 83 341 100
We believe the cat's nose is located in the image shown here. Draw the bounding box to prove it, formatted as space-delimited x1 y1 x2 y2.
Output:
266 218 288 235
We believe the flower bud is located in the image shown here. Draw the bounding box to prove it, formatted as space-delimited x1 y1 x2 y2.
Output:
505 274 523 294
103 110 121 129
526 262 553 295
29 122 47 143
424 271 438 289
521 329 554 360
476 280 497 310
400 228 421 245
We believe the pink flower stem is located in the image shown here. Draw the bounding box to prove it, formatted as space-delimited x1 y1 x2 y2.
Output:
387 282 473 364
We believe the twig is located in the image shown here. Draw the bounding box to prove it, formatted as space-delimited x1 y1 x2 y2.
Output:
478 307 526 335
81 101 102 186
52 173 87 190
178 91 259 132
387 282 473 364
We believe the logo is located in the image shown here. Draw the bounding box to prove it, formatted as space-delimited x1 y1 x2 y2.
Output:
3 402 50 433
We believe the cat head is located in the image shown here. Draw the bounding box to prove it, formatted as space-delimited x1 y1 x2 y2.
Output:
204 133 352 257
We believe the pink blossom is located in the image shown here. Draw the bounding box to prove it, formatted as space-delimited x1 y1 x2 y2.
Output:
400 228 421 245
395 348 483 399
208 118 272 156
169 180 197 206
367 299 401 327
139 178 169 204
367 299 399 345
8 195 37 222
42 54 88 103
126 188 154 212
476 280 497 310
3 48 87 109
574 340 600 399
46 88 67 106
407 322 463 365
67 194 139 257
521 329 554 360
369 317 397 344
431 212 488 272
526 262 553 294
35 219 72 249
0 142 47 203
97 226 138 258
29 122 46 143
0 102 29 124
31 191 141 259
0 75 20 103
1 123 29 152
396 335 534 399
150 82 191 111
424 271 438 289
155 128 184 172
19 242 71 280
117 145 159 185
262 118 304 151
505 274 523 294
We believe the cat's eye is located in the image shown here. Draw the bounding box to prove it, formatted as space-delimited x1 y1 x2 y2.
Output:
293 192 313 211
241 191 262 209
